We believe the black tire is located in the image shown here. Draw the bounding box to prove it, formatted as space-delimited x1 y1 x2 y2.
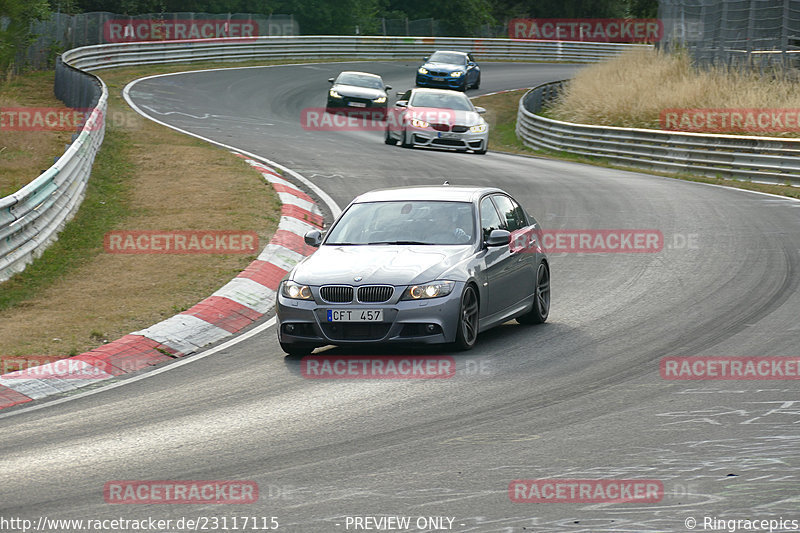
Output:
400 129 413 148
384 128 397 145
280 341 315 356
517 261 550 324
454 284 479 350
459 80 468 92
473 75 481 90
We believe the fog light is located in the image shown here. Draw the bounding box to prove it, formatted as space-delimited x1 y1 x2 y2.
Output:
285 324 295 333
426 324 437 333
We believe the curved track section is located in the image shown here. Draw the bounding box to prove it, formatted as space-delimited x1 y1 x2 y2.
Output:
1 61 799 532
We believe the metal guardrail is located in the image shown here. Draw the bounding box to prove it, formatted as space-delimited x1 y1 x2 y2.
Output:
0 36 646 283
517 80 800 186
0 58 106 283
63 35 650 71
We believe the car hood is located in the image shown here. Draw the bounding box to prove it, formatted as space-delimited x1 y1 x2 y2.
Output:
408 106 485 127
421 62 466 73
332 84 385 100
292 244 474 286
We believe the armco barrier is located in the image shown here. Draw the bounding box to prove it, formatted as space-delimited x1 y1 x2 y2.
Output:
63 35 649 71
1 36 646 282
517 80 800 186
0 57 105 282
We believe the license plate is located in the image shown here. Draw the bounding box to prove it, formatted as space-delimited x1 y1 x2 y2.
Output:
432 77 445 81
438 132 457 139
348 102 367 107
327 309 383 322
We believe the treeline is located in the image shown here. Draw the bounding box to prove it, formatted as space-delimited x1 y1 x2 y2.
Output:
1 0 658 72
33 0 659 34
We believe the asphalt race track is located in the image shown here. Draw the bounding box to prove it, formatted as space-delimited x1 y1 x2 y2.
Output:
1 61 799 533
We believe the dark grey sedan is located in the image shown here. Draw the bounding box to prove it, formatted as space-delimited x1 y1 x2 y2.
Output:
276 185 550 356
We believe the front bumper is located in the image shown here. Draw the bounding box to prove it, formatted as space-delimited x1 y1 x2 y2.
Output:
276 283 464 348
416 73 466 90
405 124 488 151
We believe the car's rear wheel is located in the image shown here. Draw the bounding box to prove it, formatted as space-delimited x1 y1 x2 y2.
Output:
454 284 479 350
384 128 397 145
517 261 550 324
280 341 315 357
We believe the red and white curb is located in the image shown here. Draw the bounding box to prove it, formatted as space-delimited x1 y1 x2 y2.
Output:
0 155 322 410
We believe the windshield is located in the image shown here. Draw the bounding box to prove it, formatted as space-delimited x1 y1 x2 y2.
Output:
428 52 467 65
409 92 473 111
336 73 384 89
325 201 475 245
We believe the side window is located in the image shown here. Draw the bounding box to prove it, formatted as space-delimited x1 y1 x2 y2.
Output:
480 197 506 241
492 195 526 232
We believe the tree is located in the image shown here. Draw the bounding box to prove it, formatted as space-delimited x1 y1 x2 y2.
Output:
0 0 50 75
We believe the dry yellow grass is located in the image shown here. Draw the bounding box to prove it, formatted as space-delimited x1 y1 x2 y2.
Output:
550 48 800 135
0 72 73 197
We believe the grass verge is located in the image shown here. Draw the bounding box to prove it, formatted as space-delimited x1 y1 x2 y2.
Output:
0 63 288 356
0 72 74 197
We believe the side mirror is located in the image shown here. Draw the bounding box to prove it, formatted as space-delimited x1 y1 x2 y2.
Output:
423 56 428 61
395 101 408 107
385 84 392 90
304 230 322 247
485 229 511 247
328 77 335 83
474 106 486 114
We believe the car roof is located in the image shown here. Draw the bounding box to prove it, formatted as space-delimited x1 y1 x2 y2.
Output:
337 71 382 79
353 185 506 204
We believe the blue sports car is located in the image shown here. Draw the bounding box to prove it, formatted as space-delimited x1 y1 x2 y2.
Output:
416 50 481 92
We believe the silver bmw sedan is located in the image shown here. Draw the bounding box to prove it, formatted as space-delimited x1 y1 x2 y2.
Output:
276 185 549 355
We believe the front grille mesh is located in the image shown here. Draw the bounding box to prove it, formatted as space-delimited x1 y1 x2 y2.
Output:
357 285 393 303
432 123 450 132
320 285 354 303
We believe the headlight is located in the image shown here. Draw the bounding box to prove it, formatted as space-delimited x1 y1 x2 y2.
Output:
418 67 428 74
401 281 455 300
281 280 313 300
410 118 429 128
450 71 464 77
470 123 487 133
329 89 342 98
373 96 386 103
